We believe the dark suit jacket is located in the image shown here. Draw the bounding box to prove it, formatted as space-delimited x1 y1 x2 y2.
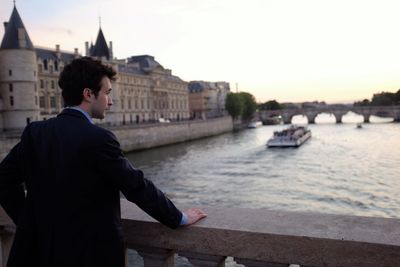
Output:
0 109 182 267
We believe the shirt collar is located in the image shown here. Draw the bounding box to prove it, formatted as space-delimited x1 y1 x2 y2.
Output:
66 106 94 124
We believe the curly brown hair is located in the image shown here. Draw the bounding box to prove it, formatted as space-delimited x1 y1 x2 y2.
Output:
58 57 117 107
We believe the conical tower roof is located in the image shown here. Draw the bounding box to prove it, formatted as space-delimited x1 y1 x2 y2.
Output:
91 28 109 59
1 6 34 50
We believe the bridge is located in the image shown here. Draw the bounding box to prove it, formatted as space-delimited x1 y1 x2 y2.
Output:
258 105 400 124
1 200 399 267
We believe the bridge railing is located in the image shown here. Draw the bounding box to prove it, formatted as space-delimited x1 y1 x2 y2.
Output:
1 199 400 267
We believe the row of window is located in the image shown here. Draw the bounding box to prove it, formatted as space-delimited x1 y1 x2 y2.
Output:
119 76 149 86
119 77 186 91
39 79 57 89
8 69 37 77
6 95 56 109
119 98 188 110
39 96 58 109
38 60 60 73
5 95 187 111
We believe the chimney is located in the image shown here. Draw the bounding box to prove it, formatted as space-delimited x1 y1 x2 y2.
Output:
3 22 8 31
55 44 61 59
85 41 89 56
74 48 79 58
109 41 113 60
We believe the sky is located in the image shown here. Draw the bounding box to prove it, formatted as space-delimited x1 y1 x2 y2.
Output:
1 0 400 103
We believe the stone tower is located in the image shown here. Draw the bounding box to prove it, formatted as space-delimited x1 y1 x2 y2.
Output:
0 5 39 130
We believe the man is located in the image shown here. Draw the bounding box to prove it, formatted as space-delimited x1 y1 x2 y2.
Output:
0 57 206 267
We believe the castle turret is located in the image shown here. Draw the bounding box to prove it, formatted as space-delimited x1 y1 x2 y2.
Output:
0 5 39 130
88 27 110 60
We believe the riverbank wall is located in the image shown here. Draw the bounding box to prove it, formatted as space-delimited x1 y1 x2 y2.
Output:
0 116 233 161
113 116 233 151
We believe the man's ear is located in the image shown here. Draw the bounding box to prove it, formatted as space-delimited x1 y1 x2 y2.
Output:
82 88 93 102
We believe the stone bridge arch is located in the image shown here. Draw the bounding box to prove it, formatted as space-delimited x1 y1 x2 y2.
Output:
282 111 307 124
258 105 400 124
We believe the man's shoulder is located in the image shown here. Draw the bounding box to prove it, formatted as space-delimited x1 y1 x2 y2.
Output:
84 124 119 146
26 117 117 143
27 118 57 132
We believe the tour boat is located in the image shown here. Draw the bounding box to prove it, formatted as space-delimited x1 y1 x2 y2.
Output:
267 125 311 147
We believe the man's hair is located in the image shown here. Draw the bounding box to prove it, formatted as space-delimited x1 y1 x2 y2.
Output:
58 57 117 107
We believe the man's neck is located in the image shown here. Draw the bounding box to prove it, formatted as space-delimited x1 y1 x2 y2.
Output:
68 106 93 123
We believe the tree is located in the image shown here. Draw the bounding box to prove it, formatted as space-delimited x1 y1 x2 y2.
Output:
354 99 370 106
225 93 243 119
371 92 394 106
395 89 400 103
239 92 257 120
258 100 282 110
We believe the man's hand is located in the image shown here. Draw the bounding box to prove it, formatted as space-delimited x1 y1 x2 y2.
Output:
183 208 207 226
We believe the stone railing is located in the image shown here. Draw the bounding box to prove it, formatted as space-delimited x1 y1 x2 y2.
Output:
1 199 400 267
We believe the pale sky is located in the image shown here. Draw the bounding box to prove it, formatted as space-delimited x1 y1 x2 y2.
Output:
1 0 400 103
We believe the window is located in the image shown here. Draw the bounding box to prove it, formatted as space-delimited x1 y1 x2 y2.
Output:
51 80 55 89
54 61 58 71
49 65 54 73
121 99 124 109
10 96 14 106
9 84 13 92
40 80 44 88
43 59 48 70
50 96 56 108
34 84 37 92
8 70 12 76
38 64 43 73
35 96 38 106
128 99 131 109
39 96 45 108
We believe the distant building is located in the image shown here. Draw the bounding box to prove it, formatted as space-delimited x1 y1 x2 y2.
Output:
188 81 230 119
0 5 190 131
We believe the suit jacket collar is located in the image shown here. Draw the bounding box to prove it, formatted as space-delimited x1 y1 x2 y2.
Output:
58 108 93 123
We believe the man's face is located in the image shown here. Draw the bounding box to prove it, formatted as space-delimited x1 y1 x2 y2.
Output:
91 76 113 119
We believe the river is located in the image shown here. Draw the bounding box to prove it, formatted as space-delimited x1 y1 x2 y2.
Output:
125 114 399 266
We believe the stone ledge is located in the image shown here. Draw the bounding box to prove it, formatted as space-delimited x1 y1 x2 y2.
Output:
121 199 400 267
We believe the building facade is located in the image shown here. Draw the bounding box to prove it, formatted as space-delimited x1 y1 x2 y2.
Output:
188 81 230 119
0 5 190 131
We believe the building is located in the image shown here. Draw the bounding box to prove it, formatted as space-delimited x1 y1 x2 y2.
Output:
188 81 230 119
0 5 190 131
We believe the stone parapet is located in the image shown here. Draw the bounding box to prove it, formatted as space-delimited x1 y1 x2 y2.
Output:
120 199 400 267
1 200 400 266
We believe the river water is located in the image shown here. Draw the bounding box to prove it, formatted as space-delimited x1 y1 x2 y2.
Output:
125 114 399 266
126 115 399 218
